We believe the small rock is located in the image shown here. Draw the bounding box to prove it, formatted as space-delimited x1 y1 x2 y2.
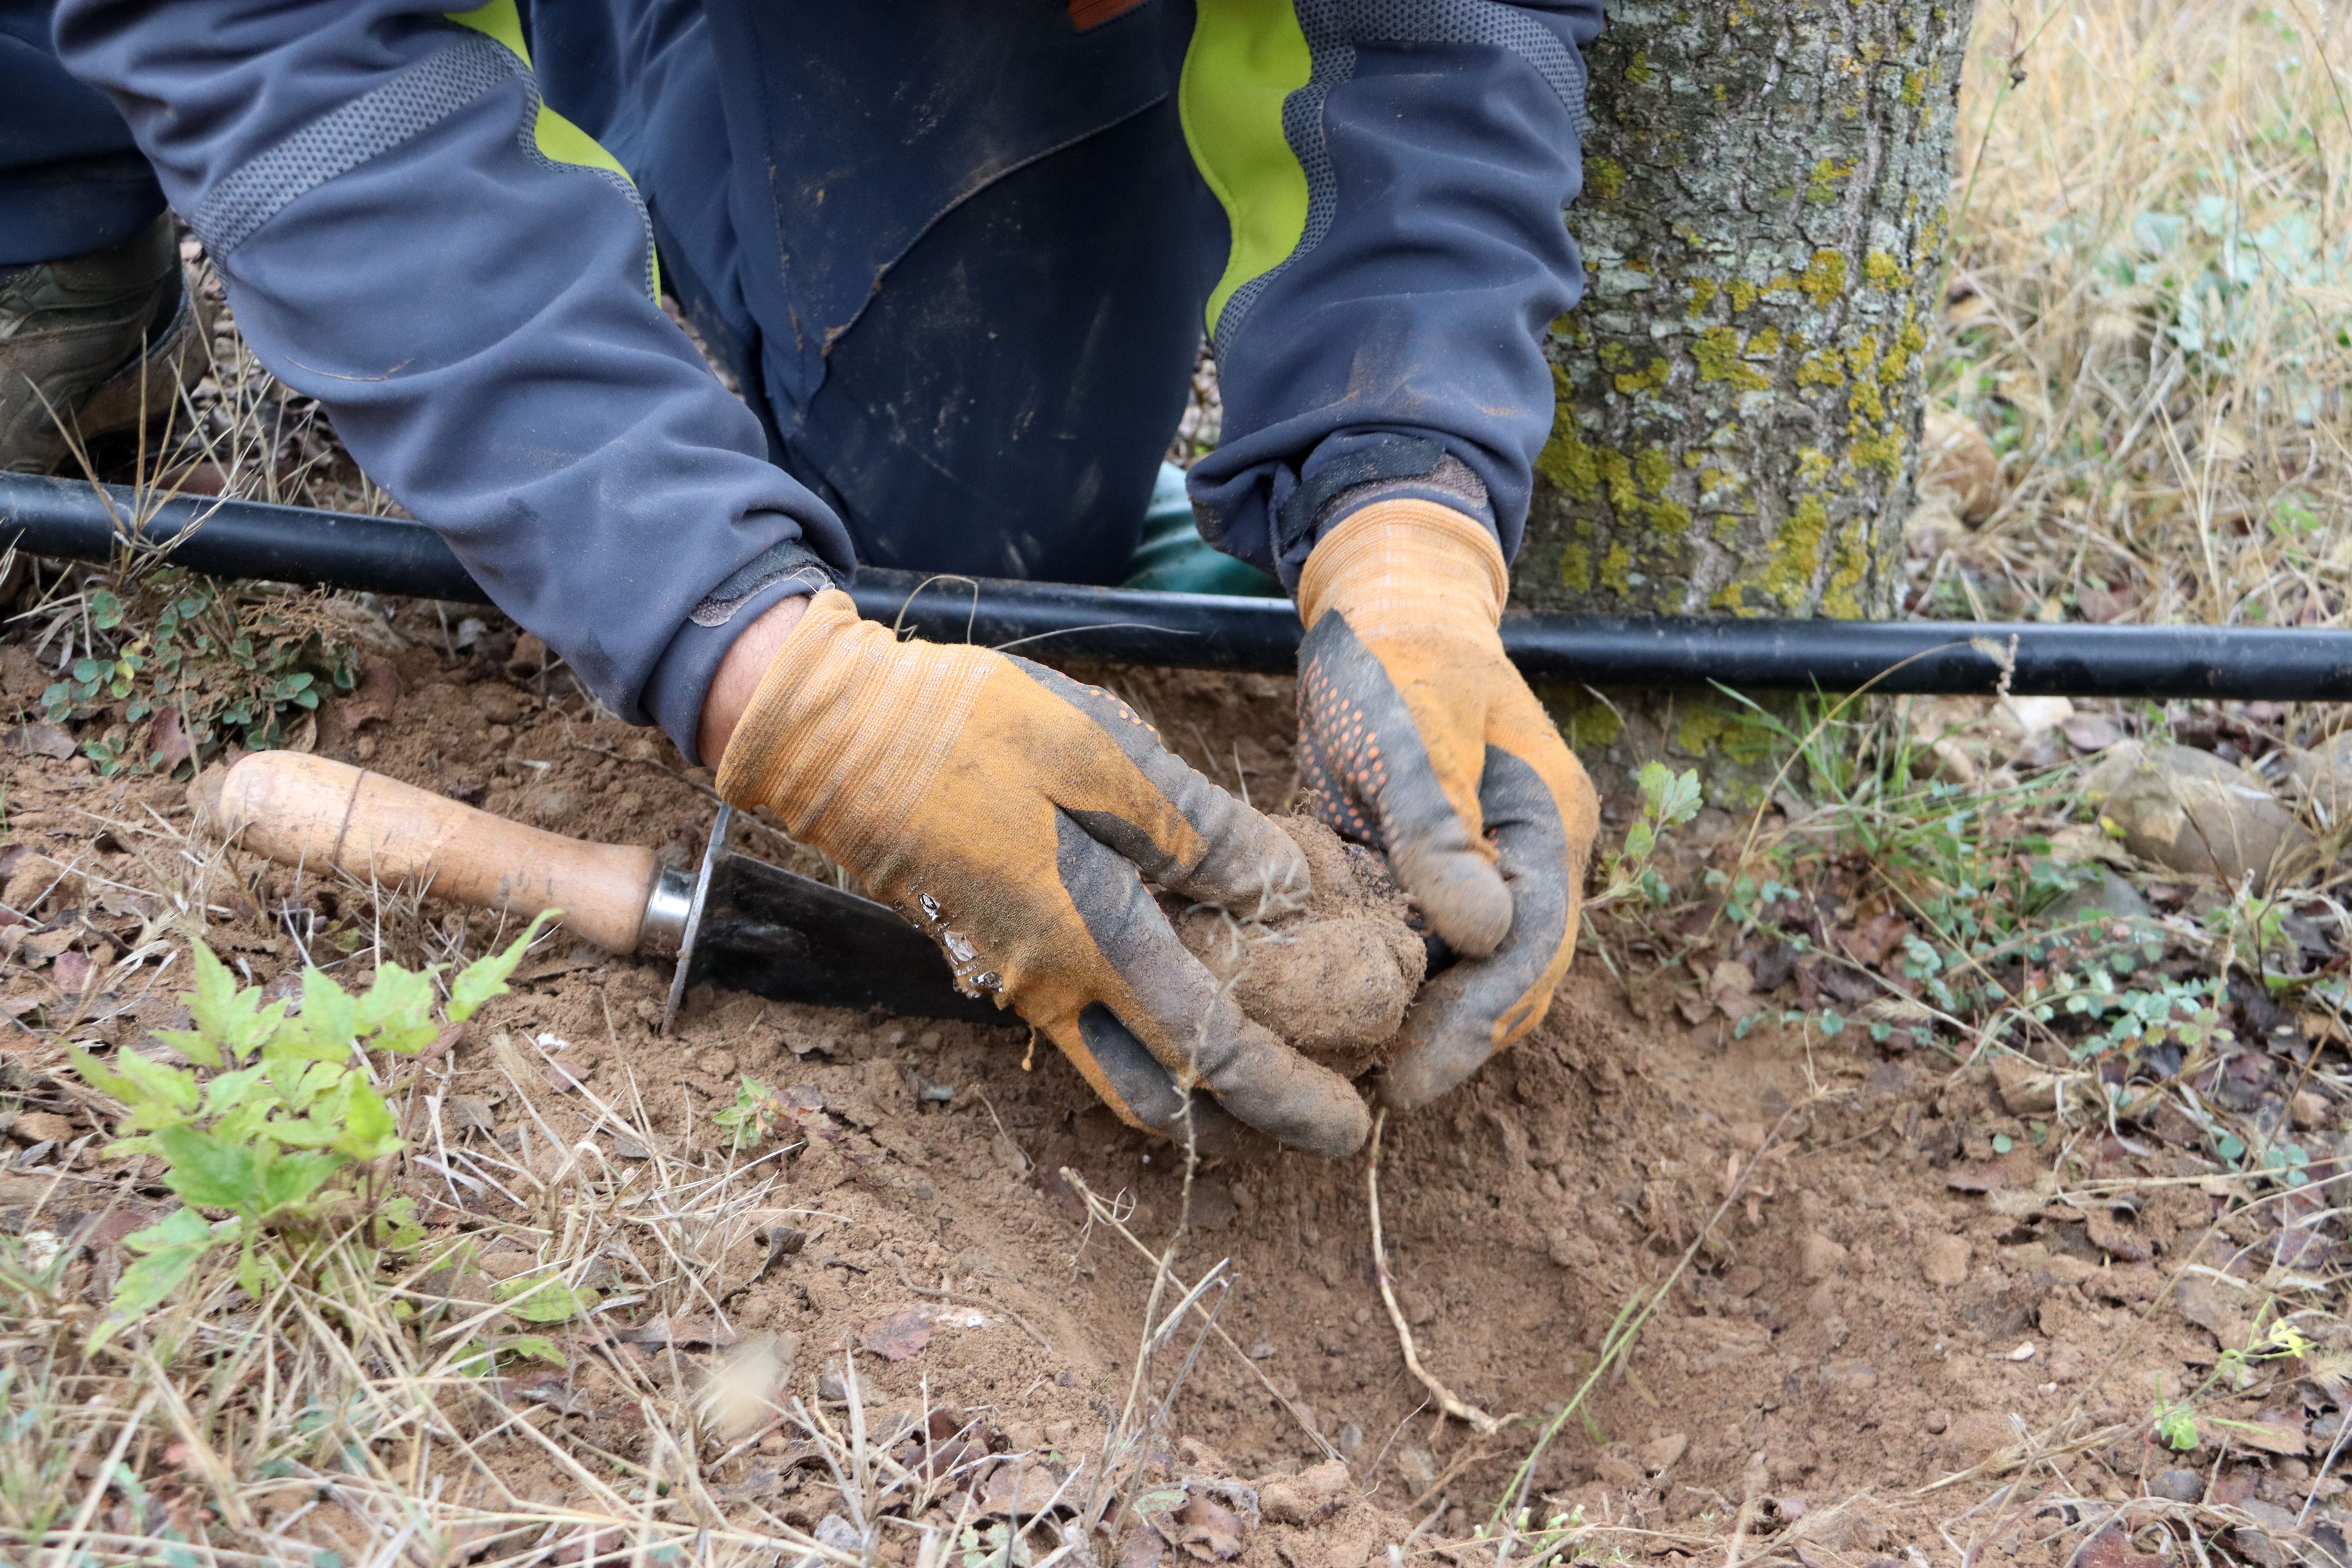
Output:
2002 1342 2036 1361
2062 713 2127 753
2290 1090 2330 1131
2232 1526 2293 1568
1923 1235 1971 1287
2149 1469 2203 1503
2085 743 2311 891
506 633 549 682
1924 1412 1949 1435
1798 1233 1848 1283
473 683 523 725
2047 867 2149 923
1640 1433 1689 1474
1246 1339 1276 1360
5 1111 75 1147
816 1369 849 1403
1259 1460 1352 1525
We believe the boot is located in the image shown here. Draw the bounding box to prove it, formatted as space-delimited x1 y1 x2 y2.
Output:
0 213 209 474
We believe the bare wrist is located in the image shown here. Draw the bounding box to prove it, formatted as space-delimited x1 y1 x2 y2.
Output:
697 592 814 764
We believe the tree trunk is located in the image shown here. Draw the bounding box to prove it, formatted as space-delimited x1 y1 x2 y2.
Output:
1515 0 1976 781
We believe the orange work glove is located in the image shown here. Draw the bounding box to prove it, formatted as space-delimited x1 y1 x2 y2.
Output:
716 589 1371 1158
1296 500 1600 1110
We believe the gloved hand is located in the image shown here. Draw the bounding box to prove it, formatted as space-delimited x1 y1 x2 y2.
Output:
716 589 1371 1158
1295 500 1600 1109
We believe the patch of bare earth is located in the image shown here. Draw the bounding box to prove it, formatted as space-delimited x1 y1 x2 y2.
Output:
9 609 2344 1566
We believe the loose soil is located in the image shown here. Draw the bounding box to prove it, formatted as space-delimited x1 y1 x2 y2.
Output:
5 600 2346 1567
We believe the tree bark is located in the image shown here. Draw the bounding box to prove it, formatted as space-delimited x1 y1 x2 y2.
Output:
1516 0 1975 628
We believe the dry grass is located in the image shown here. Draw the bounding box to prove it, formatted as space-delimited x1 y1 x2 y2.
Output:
1924 0 2352 627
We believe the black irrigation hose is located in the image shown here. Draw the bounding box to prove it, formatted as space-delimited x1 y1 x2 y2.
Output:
9 471 2352 700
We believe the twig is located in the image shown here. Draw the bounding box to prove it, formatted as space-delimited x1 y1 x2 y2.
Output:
1368 1107 1512 1435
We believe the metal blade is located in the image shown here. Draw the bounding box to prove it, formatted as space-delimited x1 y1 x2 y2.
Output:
664 813 1000 1028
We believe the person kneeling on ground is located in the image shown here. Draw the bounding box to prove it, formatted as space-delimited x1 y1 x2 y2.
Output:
8 0 1602 1156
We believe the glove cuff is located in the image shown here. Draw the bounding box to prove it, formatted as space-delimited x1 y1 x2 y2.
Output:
714 588 995 868
1296 499 1509 641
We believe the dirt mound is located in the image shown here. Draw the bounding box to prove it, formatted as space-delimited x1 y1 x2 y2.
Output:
1170 815 1427 1076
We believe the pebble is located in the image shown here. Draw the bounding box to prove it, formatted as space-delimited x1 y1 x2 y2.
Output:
1924 1412 1949 1434
2149 1469 2202 1503
1923 1235 1971 1287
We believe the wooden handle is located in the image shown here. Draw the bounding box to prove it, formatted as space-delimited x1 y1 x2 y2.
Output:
219 752 658 954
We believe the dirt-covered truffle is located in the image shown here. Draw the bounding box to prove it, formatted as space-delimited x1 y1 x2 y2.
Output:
1170 816 1426 1077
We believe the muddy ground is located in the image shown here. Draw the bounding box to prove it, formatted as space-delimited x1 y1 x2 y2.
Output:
4 590 2347 1568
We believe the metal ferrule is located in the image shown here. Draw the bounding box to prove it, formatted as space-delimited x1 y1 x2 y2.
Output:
637 861 696 958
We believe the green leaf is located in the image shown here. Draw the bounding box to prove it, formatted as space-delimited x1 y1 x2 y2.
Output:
297 968 359 1057
332 1080 401 1163
149 1027 221 1071
1991 1132 2015 1155
201 1064 274 1116
69 1045 140 1107
446 912 557 1023
256 1150 343 1216
493 1276 599 1323
183 943 286 1062
153 1125 260 1211
356 963 439 1055
89 1209 217 1352
374 1196 426 1254
501 1334 567 1368
107 1049 203 1125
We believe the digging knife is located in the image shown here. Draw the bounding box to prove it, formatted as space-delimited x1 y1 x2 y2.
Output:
217 752 999 1032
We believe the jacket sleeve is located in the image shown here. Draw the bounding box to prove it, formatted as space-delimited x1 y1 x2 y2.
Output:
53 0 857 760
1179 0 1602 591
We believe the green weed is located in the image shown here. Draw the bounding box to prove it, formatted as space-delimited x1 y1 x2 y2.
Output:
72 913 551 1350
39 568 357 774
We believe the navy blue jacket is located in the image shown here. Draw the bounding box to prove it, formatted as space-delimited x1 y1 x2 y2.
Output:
54 0 1599 757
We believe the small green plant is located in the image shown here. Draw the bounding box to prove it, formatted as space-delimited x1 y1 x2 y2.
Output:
712 1073 789 1151
1591 762 1702 910
42 570 358 774
72 915 551 1349
2149 1320 2312 1450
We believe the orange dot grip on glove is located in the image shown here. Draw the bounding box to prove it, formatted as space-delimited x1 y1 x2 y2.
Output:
716 589 1371 1157
1295 501 1600 1109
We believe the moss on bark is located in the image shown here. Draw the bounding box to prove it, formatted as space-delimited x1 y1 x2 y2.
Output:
1518 0 1973 626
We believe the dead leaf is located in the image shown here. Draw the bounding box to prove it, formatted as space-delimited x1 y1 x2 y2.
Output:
1919 407 2000 523
51 951 94 995
339 659 403 731
150 709 191 770
979 1459 1075 1517
1838 911 1913 968
858 1309 931 1362
445 1096 498 1135
2077 586 2136 624
6 722 76 761
1705 960 1759 1014
2217 1408 2308 1456
1175 1495 1245 1561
